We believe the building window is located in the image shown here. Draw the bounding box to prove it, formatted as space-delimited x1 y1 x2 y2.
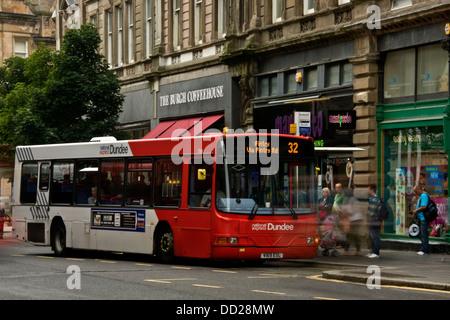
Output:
417 44 448 96
325 62 353 87
285 71 297 94
392 0 412 10
106 11 113 66
216 0 227 39
303 0 314 15
14 39 28 58
273 0 282 23
383 44 448 102
305 67 317 90
90 14 98 27
116 6 123 67
145 0 153 57
173 0 181 50
259 74 278 97
126 1 135 63
194 0 203 44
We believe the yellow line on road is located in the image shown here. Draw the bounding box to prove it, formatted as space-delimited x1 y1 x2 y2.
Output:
314 296 341 300
144 278 197 284
36 256 54 259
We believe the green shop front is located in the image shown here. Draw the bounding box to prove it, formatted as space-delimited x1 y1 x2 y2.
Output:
377 23 449 241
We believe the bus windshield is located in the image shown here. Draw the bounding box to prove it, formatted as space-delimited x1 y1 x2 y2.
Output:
216 159 314 217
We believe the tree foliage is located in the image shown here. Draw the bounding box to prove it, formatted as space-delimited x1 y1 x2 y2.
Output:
0 24 124 147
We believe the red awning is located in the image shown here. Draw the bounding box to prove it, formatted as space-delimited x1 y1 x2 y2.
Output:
142 114 223 139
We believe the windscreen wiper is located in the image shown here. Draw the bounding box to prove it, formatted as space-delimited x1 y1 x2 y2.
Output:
248 201 259 220
278 188 297 220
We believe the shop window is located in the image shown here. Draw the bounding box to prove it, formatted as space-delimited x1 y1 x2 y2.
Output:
20 162 38 204
189 163 213 208
383 126 448 237
75 160 99 205
51 161 74 204
154 158 182 207
127 159 153 206
99 159 125 205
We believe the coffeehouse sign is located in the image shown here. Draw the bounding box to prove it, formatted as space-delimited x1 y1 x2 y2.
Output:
159 85 225 107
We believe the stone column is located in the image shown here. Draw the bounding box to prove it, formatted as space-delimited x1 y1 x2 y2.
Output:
351 35 379 200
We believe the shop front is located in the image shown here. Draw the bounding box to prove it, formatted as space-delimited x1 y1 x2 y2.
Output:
144 68 241 139
251 40 357 196
378 23 449 240
253 95 358 193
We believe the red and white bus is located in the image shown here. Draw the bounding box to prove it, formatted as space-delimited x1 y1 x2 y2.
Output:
12 132 318 262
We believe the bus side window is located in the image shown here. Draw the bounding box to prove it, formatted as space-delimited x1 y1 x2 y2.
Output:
75 160 99 205
100 159 125 205
20 162 38 204
154 159 182 207
126 159 152 206
51 161 74 204
39 163 50 192
188 163 213 208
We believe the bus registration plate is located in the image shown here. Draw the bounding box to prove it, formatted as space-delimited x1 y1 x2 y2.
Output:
261 253 283 259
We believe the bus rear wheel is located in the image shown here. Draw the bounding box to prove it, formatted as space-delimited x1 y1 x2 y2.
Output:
155 226 174 263
51 221 68 256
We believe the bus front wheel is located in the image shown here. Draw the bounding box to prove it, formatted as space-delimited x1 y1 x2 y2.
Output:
51 221 68 256
155 226 174 263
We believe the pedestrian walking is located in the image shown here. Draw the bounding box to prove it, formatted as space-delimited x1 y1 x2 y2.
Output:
0 208 11 240
412 185 430 255
341 189 364 256
367 184 381 258
331 183 346 216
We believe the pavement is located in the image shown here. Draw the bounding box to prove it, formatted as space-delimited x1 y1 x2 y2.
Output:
295 238 450 291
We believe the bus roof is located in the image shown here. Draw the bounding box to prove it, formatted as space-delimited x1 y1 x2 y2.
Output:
15 133 313 162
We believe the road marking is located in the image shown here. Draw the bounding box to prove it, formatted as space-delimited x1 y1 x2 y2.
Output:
251 289 286 295
135 263 153 267
213 270 238 274
98 260 116 264
314 296 341 300
66 258 85 261
248 273 299 279
11 254 25 257
193 284 223 289
144 278 197 284
171 266 192 270
36 256 54 259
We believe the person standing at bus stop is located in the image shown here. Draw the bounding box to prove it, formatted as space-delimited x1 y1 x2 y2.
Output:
412 185 430 255
367 184 381 258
